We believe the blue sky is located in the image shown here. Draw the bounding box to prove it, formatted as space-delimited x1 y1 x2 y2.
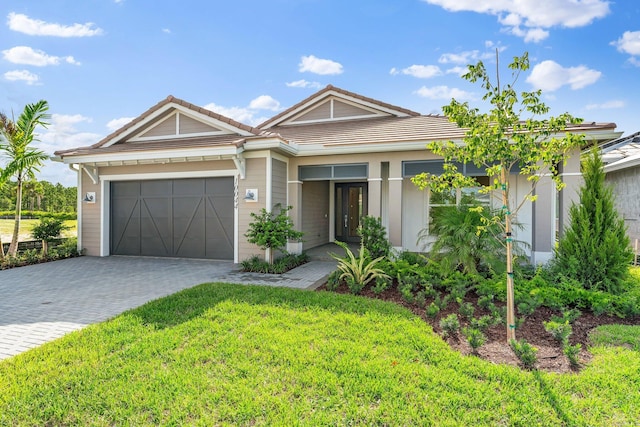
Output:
1 0 639 186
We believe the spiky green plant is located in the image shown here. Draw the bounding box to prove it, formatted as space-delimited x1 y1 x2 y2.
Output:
330 240 389 295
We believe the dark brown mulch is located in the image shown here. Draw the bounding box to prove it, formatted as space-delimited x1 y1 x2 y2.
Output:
317 282 639 373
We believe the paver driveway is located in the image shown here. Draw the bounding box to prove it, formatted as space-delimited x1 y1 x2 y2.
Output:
0 256 334 360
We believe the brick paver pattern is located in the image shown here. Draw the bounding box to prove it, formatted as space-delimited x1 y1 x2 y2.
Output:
0 256 335 360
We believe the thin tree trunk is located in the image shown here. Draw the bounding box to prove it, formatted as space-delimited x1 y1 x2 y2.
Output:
0 235 4 260
8 178 23 256
502 168 516 342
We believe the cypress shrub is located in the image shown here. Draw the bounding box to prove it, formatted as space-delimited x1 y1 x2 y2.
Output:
554 149 632 294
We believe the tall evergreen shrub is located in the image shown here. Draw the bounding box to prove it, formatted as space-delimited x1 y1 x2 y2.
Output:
554 149 632 294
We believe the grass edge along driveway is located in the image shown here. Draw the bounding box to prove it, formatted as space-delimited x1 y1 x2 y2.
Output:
1 283 638 426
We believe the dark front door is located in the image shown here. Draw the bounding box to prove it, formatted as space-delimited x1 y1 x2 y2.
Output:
335 183 367 243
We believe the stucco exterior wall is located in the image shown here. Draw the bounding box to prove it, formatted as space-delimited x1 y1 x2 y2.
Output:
606 166 640 245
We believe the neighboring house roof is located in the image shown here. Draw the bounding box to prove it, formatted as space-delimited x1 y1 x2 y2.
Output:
601 131 640 173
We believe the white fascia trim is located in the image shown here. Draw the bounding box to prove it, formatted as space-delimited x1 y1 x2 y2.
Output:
60 146 240 164
100 169 237 182
243 138 298 155
605 152 640 173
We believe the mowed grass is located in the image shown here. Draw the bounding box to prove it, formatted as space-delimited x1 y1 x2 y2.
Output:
1 283 639 426
0 218 76 242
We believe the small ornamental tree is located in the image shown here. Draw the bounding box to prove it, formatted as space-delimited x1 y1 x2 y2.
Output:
554 149 632 294
412 51 584 342
31 217 69 256
245 204 303 264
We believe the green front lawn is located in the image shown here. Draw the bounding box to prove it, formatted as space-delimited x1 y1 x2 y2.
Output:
0 218 77 242
1 283 638 426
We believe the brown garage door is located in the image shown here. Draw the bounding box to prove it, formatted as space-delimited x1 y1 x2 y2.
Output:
110 177 234 259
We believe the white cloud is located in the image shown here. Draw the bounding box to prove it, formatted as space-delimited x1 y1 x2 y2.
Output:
4 69 40 85
299 55 343 75
2 46 80 66
162 28 171 34
202 102 267 127
585 100 625 110
37 114 101 155
7 12 104 37
422 0 610 42
399 64 443 79
526 60 602 91
438 50 495 64
286 79 322 89
446 66 468 76
415 85 475 100
249 95 281 111
106 117 135 132
611 31 640 61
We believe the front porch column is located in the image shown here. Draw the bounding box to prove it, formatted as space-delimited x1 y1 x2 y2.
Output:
368 161 382 218
558 148 582 237
387 161 403 249
531 168 555 264
287 167 304 254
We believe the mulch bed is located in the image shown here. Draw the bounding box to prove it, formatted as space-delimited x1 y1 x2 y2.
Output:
317 282 639 373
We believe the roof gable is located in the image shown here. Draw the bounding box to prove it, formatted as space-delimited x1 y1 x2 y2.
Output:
95 96 260 149
259 85 420 129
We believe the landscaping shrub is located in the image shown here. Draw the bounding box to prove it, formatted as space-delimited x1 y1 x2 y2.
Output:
358 216 391 259
371 275 392 294
31 217 68 256
563 343 582 367
420 199 525 275
245 204 304 264
240 252 308 274
462 327 486 353
554 149 633 294
330 241 388 295
439 313 460 338
544 320 572 345
459 302 475 320
510 339 538 370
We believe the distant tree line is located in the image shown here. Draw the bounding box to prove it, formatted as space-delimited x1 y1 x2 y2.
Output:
0 179 76 214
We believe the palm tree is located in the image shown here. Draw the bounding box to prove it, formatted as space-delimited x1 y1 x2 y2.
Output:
0 100 51 256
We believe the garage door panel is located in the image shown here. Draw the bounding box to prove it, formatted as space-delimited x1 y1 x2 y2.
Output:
111 178 233 259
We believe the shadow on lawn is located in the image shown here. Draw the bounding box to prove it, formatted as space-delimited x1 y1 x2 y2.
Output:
129 282 415 330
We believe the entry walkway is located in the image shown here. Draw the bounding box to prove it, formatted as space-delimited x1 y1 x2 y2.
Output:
0 256 336 360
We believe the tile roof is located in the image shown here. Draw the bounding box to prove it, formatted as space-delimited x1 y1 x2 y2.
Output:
268 115 464 146
266 116 618 148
